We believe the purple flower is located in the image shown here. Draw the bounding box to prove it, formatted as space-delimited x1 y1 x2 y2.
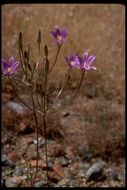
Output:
2 57 20 76
80 52 97 72
50 26 68 46
65 54 82 68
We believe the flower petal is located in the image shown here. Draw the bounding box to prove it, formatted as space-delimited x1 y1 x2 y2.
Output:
2 58 9 69
90 66 97 70
61 28 68 38
84 65 91 70
11 61 20 73
70 54 75 62
9 56 14 66
50 31 57 39
87 55 96 66
55 27 61 35
84 52 88 62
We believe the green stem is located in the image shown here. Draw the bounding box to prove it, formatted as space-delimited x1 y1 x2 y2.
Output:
43 66 49 186
43 114 49 186
48 46 61 74
30 85 39 186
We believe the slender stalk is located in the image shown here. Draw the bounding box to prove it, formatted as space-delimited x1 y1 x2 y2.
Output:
48 46 61 74
43 114 49 186
47 67 70 113
30 85 39 186
43 66 49 186
49 70 85 114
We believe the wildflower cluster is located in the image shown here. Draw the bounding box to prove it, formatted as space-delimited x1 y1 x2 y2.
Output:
2 26 96 77
2 26 97 187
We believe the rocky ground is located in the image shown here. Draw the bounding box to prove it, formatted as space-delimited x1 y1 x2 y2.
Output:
1 89 125 187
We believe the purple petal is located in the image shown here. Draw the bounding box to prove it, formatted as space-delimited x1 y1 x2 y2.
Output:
11 61 20 73
61 28 68 38
55 27 61 35
73 58 81 68
77 55 83 65
84 52 88 62
9 56 14 66
2 58 9 69
84 65 91 70
87 55 96 66
90 66 97 70
50 31 57 39
70 54 75 62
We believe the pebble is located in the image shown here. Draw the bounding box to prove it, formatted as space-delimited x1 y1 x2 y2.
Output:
7 101 27 114
62 111 70 117
107 170 119 181
86 161 106 182
60 157 69 167
57 178 69 187
5 179 18 187
34 181 45 187
2 155 15 168
14 166 24 176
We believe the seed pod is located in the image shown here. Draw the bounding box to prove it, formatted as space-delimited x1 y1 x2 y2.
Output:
44 45 48 57
37 30 41 45
18 32 23 49
27 63 32 72
44 58 49 75
24 50 28 59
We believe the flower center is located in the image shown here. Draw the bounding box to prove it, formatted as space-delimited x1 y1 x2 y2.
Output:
7 67 12 73
71 61 74 65
57 35 62 42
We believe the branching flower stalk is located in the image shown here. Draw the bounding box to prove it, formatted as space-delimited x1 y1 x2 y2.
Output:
2 26 97 187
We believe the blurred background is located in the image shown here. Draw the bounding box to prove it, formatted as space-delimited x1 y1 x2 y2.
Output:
2 4 125 187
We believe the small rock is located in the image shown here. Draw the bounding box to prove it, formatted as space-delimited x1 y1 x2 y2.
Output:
7 151 19 163
5 179 18 187
107 170 119 181
48 143 65 157
53 161 65 178
7 101 27 114
27 144 36 159
57 178 69 186
62 111 70 117
29 160 52 170
34 181 45 187
2 155 15 168
60 157 69 167
18 123 35 135
14 166 24 176
83 152 93 161
86 161 106 182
